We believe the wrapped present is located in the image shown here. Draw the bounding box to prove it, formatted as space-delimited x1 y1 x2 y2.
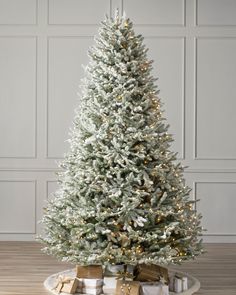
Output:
182 277 188 291
140 282 169 295
103 276 116 295
168 276 175 292
103 287 116 295
105 264 125 276
105 265 134 277
76 265 103 279
103 275 133 294
116 280 140 295
174 277 182 293
53 275 78 294
104 276 117 289
169 274 188 293
134 264 169 283
103 268 133 295
77 278 103 295
103 290 115 295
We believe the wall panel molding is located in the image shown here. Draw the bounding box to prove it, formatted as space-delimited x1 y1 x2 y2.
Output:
46 36 93 159
194 37 236 161
48 0 111 25
122 0 186 27
194 181 236 236
195 0 236 27
0 36 37 159
0 0 38 25
0 180 37 234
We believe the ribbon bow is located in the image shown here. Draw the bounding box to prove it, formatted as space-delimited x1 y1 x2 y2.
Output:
159 276 168 285
175 273 186 282
116 270 135 280
53 275 74 293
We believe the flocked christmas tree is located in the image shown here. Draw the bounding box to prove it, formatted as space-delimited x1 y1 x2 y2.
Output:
39 14 203 267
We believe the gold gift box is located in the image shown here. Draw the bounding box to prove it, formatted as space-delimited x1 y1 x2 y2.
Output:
76 265 103 279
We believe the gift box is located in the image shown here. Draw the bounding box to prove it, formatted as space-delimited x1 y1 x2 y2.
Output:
182 277 188 291
76 265 103 279
104 276 117 289
174 277 182 293
103 289 116 295
77 278 103 295
105 265 134 277
116 280 140 295
140 282 169 295
103 276 116 295
169 274 188 293
134 264 169 283
54 275 78 294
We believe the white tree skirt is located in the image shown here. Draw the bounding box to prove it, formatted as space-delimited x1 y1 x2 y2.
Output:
44 269 200 295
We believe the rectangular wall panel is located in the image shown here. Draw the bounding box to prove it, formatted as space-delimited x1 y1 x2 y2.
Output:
48 0 110 25
145 37 185 158
47 37 93 158
195 38 236 159
123 0 184 25
0 181 36 233
0 0 37 25
196 182 236 235
197 0 236 26
0 37 36 158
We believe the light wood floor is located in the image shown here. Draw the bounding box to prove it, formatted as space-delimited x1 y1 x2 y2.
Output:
0 242 235 295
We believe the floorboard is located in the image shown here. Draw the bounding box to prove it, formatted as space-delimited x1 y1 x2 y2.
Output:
0 243 235 295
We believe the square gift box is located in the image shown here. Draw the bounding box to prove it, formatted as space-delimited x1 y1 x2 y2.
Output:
140 282 169 295
77 278 103 295
134 264 169 283
169 274 188 293
103 276 117 289
54 275 78 294
76 265 103 279
116 280 141 295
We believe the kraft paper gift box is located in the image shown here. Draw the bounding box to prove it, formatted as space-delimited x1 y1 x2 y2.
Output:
140 282 169 295
77 278 103 295
54 275 78 294
61 279 78 294
76 265 103 279
116 280 140 295
134 264 169 283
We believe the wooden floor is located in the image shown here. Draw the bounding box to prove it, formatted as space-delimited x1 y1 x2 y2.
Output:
0 243 235 295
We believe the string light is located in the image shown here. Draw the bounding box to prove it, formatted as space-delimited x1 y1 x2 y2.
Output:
124 20 129 28
40 14 204 267
116 95 122 101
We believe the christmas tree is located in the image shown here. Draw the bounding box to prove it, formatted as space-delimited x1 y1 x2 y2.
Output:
39 14 203 267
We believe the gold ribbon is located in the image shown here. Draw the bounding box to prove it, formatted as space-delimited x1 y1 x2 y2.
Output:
116 271 135 280
159 276 168 285
120 281 132 295
53 275 74 293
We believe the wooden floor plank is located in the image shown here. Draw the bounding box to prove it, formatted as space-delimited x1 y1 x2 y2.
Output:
0 242 235 295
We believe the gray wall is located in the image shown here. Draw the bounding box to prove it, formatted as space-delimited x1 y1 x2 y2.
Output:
0 0 236 242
